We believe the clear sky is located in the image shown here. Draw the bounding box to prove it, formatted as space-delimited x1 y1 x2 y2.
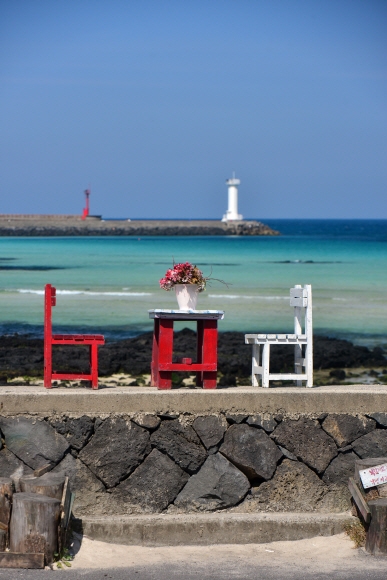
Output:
0 0 386 219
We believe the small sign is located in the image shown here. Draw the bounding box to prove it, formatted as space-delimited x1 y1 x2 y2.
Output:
359 462 387 489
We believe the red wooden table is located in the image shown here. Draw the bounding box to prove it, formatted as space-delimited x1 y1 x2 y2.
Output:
148 309 225 390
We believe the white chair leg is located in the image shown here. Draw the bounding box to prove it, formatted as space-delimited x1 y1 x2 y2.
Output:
252 343 260 386
294 343 303 386
305 344 313 387
262 343 270 388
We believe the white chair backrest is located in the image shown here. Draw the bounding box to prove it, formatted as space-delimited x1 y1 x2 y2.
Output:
289 284 312 338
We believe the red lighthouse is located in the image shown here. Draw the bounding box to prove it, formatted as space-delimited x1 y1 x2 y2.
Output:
82 188 90 220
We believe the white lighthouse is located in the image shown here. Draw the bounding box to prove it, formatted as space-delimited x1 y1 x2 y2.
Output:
222 174 243 222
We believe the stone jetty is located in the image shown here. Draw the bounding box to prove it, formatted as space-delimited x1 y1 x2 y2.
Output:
0 215 279 236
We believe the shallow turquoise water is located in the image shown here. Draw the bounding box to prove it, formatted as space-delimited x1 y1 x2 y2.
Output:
0 220 386 345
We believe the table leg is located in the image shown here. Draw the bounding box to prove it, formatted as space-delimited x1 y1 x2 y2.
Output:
202 320 218 389
151 319 160 387
196 320 204 387
157 319 173 389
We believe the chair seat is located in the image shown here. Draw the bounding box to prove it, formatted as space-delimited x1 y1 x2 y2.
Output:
245 333 307 344
52 334 105 344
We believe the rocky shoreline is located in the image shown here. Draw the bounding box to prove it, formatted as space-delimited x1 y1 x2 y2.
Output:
0 216 279 237
0 330 386 386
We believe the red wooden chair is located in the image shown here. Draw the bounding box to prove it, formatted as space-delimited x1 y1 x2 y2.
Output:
44 284 105 389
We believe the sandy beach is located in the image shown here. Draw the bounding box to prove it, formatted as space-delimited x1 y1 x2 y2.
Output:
64 532 387 575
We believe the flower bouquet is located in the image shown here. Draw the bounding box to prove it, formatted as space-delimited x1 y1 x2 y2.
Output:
159 262 206 292
160 261 227 309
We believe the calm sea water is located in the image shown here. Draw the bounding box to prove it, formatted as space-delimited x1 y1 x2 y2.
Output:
0 219 386 345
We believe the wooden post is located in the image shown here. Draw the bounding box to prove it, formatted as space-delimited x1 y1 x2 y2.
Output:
365 498 387 555
9 492 61 564
20 473 65 501
58 476 72 556
0 477 13 548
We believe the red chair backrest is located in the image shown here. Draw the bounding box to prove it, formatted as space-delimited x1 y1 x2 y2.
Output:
44 284 56 342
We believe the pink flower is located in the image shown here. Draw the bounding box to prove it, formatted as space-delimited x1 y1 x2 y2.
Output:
159 262 206 291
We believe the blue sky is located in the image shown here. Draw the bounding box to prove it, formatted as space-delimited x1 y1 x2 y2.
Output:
0 0 386 219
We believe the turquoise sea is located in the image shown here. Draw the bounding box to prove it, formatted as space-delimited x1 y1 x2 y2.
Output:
0 220 386 346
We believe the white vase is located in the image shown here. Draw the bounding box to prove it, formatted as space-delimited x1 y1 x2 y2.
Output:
174 284 199 310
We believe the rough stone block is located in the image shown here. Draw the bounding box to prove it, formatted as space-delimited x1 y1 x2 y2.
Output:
278 446 297 461
52 453 106 516
250 459 330 511
225 414 248 424
322 451 359 486
192 416 227 449
271 418 337 474
50 416 94 451
0 417 69 470
247 414 277 433
367 413 387 428
352 430 387 459
132 414 161 431
174 453 249 511
0 448 33 483
322 414 375 447
150 419 206 474
220 424 282 481
79 417 151 487
114 449 189 513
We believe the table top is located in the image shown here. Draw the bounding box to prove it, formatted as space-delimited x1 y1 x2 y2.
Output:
148 309 225 320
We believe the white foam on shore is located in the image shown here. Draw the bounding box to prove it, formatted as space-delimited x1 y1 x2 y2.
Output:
16 289 152 297
208 294 288 300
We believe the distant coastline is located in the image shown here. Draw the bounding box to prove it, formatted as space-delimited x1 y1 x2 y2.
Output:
0 215 280 236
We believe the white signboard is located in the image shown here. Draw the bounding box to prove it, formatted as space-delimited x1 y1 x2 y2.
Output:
359 462 387 489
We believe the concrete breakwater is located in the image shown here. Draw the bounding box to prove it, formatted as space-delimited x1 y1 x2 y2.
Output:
0 215 279 236
0 386 387 524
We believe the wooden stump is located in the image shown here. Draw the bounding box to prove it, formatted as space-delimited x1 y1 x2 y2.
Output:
20 473 65 501
0 552 44 569
0 477 13 548
9 492 61 564
0 529 6 552
366 498 387 555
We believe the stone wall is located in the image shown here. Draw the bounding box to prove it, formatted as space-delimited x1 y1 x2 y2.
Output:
1 411 387 518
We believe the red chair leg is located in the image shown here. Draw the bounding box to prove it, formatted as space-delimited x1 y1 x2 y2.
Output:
44 343 52 388
90 344 99 389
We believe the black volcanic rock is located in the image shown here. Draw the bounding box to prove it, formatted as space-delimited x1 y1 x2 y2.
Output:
174 453 250 511
192 416 227 449
79 417 151 487
150 419 207 474
49 416 94 451
0 417 69 470
321 414 375 448
250 459 330 512
113 449 189 513
0 330 385 380
352 431 387 459
322 451 359 486
272 418 338 474
220 424 282 481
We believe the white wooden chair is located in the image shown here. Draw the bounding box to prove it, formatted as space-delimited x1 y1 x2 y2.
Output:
245 284 313 387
